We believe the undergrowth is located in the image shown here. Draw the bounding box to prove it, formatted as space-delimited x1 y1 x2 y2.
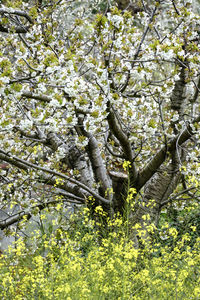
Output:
0 204 200 300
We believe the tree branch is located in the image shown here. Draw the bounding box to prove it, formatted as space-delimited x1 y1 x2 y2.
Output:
86 132 113 198
0 9 34 24
120 4 158 93
107 106 138 183
0 8 33 33
0 24 30 33
137 115 200 190
0 149 110 205
0 195 83 230
22 91 51 103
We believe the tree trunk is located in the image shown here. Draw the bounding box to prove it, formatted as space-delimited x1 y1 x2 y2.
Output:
115 0 143 13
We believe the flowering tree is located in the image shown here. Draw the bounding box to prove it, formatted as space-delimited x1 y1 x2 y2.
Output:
0 0 200 241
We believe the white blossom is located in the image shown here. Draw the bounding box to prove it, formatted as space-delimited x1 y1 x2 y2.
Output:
19 119 33 130
107 13 123 28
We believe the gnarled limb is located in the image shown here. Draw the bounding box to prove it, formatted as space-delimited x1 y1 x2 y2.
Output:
107 105 138 183
134 161 181 227
0 194 83 230
22 91 52 103
170 63 187 116
76 115 113 200
0 149 110 205
0 9 34 24
83 132 112 199
0 8 33 33
136 114 200 190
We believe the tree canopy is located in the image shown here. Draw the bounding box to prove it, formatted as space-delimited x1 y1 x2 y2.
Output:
0 0 200 244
